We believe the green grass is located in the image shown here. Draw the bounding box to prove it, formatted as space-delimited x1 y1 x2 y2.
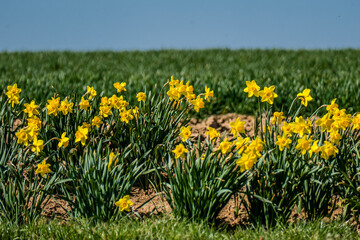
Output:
0 217 358 240
1 49 360 117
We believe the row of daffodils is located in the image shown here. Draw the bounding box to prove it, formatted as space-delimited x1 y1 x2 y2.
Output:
1 77 360 227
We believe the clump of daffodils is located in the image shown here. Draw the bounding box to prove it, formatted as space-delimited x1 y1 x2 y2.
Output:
5 77 215 180
171 79 358 176
166 76 214 112
5 77 360 209
236 137 265 172
243 80 344 162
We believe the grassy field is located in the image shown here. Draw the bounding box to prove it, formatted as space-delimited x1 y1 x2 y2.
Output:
1 49 360 117
1 217 358 240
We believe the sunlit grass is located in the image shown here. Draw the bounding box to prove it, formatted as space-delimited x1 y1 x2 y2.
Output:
1 217 358 240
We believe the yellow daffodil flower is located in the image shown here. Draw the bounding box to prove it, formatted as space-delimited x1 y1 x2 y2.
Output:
86 86 97 99
113 82 127 93
115 195 133 212
219 138 232 154
230 118 246 136
75 126 89 146
205 127 220 141
179 126 192 142
172 143 188 159
92 116 103 128
258 86 278 104
295 135 313 155
243 80 260 98
46 97 60 116
136 92 146 102
204 86 214 102
23 100 39 117
58 132 70 148
275 135 292 151
297 89 313 107
31 137 44 156
191 96 205 112
6 84 21 107
79 97 91 110
35 160 51 177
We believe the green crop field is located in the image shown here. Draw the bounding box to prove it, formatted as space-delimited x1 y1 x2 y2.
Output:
1 49 360 117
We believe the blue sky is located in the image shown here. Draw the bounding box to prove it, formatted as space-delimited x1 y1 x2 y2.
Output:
1 0 359 51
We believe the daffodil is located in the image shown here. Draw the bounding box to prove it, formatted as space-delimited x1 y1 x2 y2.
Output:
75 126 89 146
326 98 338 114
236 152 258 172
79 97 91 110
92 116 103 128
169 76 179 87
329 130 341 145
172 144 188 159
248 137 265 156
205 127 220 140
27 125 39 140
275 135 292 151
31 137 44 156
132 107 139 118
23 100 39 117
315 113 334 132
15 128 31 146
320 141 338 160
99 105 112 118
179 126 192 142
352 113 360 130
59 99 74 115
272 112 285 125
244 80 260 98
82 122 91 129
136 92 146 102
258 86 278 104
6 84 21 107
27 116 42 129
120 109 134 124
295 135 313 155
309 140 321 157
281 122 293 137
167 87 180 101
332 111 352 131
115 195 133 212
86 86 97 99
35 160 51 177
185 82 195 101
113 82 127 93
177 81 187 96
235 137 250 154
297 89 313 107
46 97 60 116
100 96 111 106
290 116 312 137
204 86 214 102
230 118 246 136
58 132 69 148
219 138 232 154
108 152 118 169
191 96 205 112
